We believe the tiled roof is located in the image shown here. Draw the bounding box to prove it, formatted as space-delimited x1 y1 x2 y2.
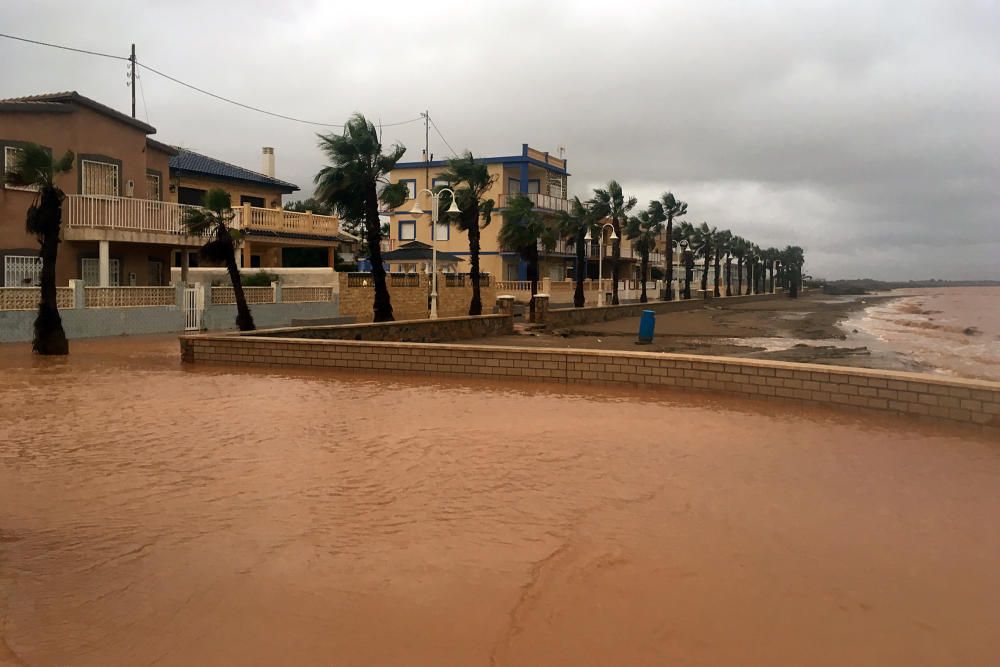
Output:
169 148 299 192
0 91 156 134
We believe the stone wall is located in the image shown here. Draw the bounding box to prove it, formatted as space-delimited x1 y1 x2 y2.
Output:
180 336 1000 429
239 313 513 344
338 273 428 323
543 292 786 328
201 299 341 332
437 279 498 317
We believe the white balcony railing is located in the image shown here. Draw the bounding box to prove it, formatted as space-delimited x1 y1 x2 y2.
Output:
65 195 341 240
498 192 572 213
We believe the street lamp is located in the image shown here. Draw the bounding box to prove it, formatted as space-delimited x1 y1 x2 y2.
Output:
584 222 618 305
409 188 460 318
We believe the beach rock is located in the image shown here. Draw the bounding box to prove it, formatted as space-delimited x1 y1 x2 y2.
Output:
963 327 981 336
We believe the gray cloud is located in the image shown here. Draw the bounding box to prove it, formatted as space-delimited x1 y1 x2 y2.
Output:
2 0 998 279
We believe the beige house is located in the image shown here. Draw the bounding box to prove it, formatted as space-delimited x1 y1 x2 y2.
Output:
0 91 349 288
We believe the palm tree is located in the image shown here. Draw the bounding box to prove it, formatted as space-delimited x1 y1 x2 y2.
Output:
498 195 556 320
315 114 407 322
690 222 717 296
713 229 732 298
181 189 255 331
781 245 805 298
4 144 74 354
729 236 749 296
558 196 596 308
749 244 761 295
625 205 664 303
762 247 780 293
589 180 636 305
434 152 496 315
676 221 697 299
658 192 687 300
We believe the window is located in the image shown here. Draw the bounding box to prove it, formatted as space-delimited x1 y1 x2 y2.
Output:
398 220 416 241
507 177 520 193
432 178 450 190
399 179 417 200
4 255 41 286
145 172 161 201
3 146 39 191
81 160 119 197
81 258 121 286
527 179 541 194
433 221 449 241
148 260 163 286
240 195 266 208
178 187 207 206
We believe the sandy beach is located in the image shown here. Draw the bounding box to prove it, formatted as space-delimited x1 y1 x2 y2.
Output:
473 293 927 372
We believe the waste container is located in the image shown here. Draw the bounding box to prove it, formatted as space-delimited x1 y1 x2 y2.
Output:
638 309 655 344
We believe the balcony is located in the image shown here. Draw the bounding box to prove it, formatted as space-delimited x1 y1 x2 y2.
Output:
64 195 341 244
497 192 572 213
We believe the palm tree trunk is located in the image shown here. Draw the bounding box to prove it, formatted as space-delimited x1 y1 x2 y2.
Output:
468 219 482 315
527 246 539 321
725 260 732 297
683 253 692 299
365 187 393 322
639 250 648 303
665 219 673 300
713 254 721 298
700 253 709 294
573 228 585 308
225 249 255 331
611 218 621 305
737 258 743 295
747 261 754 296
33 187 68 355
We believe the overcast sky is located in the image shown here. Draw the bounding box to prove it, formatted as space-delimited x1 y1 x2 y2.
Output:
3 0 998 279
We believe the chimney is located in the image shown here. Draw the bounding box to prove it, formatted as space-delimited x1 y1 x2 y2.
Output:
261 147 275 177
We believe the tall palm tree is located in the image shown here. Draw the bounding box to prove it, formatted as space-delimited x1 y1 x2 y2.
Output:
558 196 596 308
434 152 496 315
658 192 687 300
676 221 697 299
315 114 407 322
625 205 664 303
713 229 732 298
763 247 780 293
781 245 805 298
749 243 761 295
729 236 749 296
690 222 717 296
4 143 74 355
181 188 255 331
589 180 636 305
499 195 556 320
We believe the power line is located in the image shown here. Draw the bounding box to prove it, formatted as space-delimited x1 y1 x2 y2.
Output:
137 69 150 124
0 32 127 60
0 32 425 130
428 114 459 157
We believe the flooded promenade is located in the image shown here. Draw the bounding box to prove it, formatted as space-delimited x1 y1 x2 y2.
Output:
1 337 999 666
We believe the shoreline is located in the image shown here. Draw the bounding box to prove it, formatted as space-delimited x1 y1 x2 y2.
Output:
476 293 929 374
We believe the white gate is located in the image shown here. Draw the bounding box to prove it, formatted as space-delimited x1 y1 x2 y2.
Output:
183 287 203 331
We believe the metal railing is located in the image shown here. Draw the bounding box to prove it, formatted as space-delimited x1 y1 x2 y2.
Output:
65 195 340 239
443 273 492 287
498 192 573 213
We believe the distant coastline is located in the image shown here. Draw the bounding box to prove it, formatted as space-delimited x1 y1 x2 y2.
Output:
812 279 1000 295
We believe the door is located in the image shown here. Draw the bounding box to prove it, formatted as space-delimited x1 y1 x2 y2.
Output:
184 287 203 331
81 258 121 286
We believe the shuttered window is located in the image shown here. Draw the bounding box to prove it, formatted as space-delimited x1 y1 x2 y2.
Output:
81 160 119 197
146 173 161 200
3 146 39 191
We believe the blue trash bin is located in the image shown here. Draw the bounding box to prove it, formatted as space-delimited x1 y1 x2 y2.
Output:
638 309 655 344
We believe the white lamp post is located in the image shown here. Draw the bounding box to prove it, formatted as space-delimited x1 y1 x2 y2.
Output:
409 188 460 319
583 222 618 305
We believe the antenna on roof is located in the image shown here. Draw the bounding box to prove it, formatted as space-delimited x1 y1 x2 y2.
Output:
558 145 566 159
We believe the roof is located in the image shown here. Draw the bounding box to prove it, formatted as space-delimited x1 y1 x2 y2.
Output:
146 137 178 156
380 241 464 263
394 144 569 175
0 91 156 134
169 148 299 193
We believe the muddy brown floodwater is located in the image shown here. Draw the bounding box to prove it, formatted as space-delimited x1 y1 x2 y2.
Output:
1 336 999 666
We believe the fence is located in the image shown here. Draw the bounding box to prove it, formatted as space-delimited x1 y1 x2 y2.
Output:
85 287 177 308
443 273 492 287
210 286 276 305
281 286 335 303
0 287 75 311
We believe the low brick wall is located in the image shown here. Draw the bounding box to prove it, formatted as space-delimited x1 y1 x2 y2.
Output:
234 313 513 343
438 280 498 317
338 273 428 322
179 337 1000 429
544 292 786 328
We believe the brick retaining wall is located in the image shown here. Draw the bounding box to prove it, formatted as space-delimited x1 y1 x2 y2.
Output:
237 313 513 343
180 336 1000 429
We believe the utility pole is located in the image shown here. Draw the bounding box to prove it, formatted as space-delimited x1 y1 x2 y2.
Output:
422 110 430 191
129 43 136 118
